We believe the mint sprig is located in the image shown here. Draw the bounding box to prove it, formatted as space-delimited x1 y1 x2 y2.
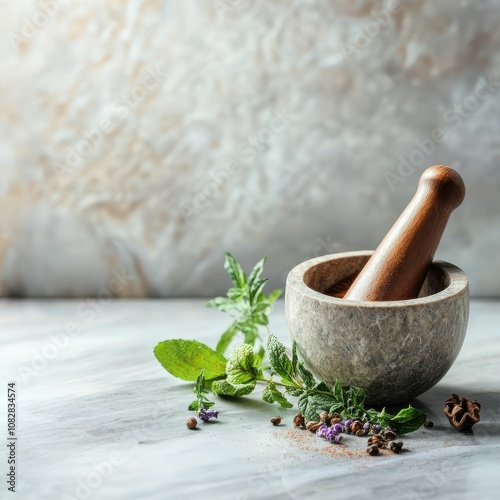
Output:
188 370 215 412
206 252 282 355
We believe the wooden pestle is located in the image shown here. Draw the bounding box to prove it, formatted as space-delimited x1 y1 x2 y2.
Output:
343 165 465 302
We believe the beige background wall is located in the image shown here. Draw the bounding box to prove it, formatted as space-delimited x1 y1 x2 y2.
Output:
0 0 499 297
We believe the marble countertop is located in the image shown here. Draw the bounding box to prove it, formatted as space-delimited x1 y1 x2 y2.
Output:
1 298 499 500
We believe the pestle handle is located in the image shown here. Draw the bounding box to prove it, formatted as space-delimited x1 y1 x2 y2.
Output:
344 165 465 302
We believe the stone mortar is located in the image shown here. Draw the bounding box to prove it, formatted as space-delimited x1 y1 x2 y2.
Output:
285 251 469 405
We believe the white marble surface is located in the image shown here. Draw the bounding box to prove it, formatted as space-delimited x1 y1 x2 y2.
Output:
1 1 500 298
1 298 500 500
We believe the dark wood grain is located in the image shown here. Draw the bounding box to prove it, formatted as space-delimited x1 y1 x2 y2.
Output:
343 165 465 301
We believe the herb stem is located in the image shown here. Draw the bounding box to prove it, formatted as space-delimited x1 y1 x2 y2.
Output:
256 377 299 389
255 378 337 398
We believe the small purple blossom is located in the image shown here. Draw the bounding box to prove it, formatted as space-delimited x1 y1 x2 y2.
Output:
316 424 328 438
333 423 343 433
197 407 218 422
363 422 371 430
317 424 340 443
372 424 381 433
333 435 342 444
344 419 353 428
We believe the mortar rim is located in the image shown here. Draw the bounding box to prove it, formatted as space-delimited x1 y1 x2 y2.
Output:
286 250 468 308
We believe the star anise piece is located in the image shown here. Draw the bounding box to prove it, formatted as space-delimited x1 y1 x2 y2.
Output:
444 394 481 432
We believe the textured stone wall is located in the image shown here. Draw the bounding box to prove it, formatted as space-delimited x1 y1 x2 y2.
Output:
0 0 499 297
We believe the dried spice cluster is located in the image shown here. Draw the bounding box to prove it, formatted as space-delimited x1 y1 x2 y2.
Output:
444 394 481 432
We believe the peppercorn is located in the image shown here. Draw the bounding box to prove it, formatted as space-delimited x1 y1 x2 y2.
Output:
186 417 197 430
367 433 385 445
306 421 322 432
350 420 363 434
293 413 305 427
367 444 379 456
384 430 397 440
367 434 387 448
319 411 330 423
270 416 282 426
389 441 404 453
424 420 434 428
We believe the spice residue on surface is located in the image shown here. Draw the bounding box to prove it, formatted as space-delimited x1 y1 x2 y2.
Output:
277 428 370 459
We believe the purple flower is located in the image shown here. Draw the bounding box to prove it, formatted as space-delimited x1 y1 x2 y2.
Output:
333 423 343 433
333 435 342 444
344 419 353 428
316 424 328 438
363 422 371 430
372 424 381 433
317 424 341 443
197 407 218 422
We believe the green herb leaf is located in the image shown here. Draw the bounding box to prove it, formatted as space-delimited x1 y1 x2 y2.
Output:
247 256 266 288
262 381 293 408
236 321 259 345
194 369 206 396
297 392 320 421
249 278 268 303
224 252 247 288
285 387 304 397
267 333 295 384
297 360 315 389
188 401 198 411
226 344 263 385
291 342 298 377
226 287 245 301
267 289 282 304
253 301 272 314
346 386 366 408
211 379 256 397
251 313 269 326
309 383 336 410
386 406 427 435
154 339 227 381
206 297 239 313
216 323 238 354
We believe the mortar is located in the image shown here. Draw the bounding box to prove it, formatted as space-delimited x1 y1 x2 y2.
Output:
285 251 469 405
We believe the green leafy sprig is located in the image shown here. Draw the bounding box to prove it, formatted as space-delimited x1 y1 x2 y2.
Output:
206 252 282 356
188 369 215 413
